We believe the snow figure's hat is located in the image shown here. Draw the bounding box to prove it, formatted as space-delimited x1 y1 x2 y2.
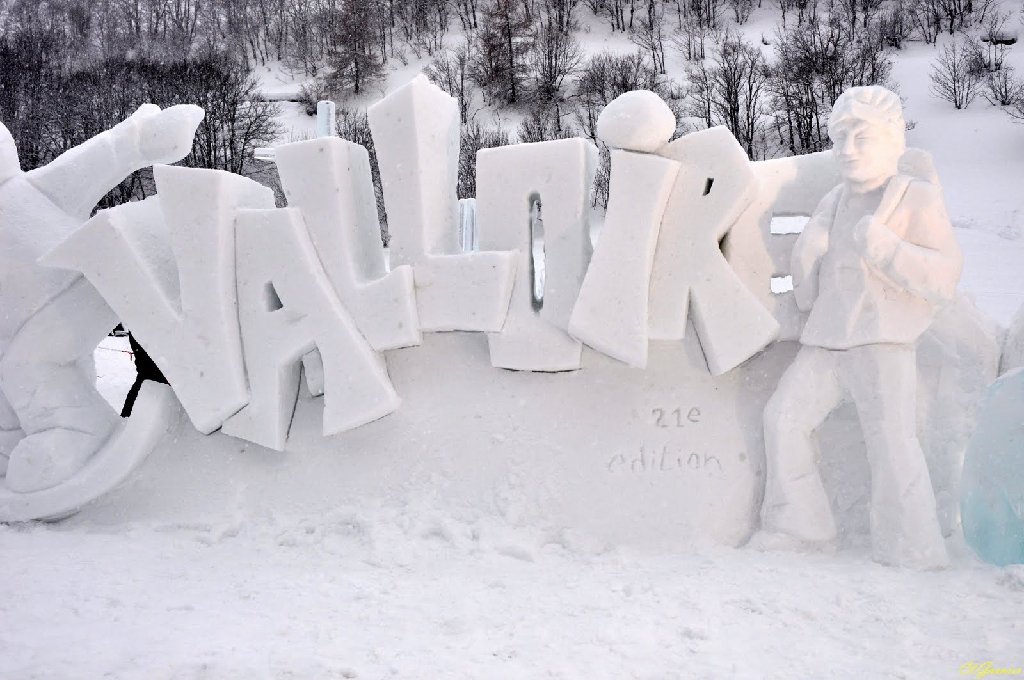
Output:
0 121 18 185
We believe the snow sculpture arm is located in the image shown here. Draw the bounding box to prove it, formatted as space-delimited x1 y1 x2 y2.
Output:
790 188 839 313
26 104 203 219
855 180 962 304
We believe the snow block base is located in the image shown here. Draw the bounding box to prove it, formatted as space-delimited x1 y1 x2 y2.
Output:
76 332 782 548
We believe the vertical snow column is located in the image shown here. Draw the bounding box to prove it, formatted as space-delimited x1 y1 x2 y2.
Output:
648 127 780 375
476 139 598 371
568 91 680 368
221 208 399 451
368 75 517 332
723 151 840 341
41 165 273 434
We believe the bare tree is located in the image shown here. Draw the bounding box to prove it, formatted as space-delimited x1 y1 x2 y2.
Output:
984 67 1024 107
729 0 755 23
335 108 390 242
687 30 770 158
326 0 387 96
531 18 583 103
769 16 893 153
426 39 480 123
630 0 668 73
930 33 984 109
458 120 509 198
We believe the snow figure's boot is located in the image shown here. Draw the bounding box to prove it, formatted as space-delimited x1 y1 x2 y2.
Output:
0 279 118 493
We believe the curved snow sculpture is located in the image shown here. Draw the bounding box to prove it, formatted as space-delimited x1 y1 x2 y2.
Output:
0 80 1001 569
0 104 202 515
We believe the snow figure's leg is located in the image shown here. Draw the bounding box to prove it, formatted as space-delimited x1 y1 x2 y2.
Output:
845 344 948 569
0 278 119 492
761 346 844 543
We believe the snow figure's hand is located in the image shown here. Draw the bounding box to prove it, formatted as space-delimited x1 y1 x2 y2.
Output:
853 215 901 268
134 104 205 166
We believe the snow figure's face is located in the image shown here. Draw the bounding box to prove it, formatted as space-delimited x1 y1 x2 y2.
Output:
0 121 18 185
830 118 903 192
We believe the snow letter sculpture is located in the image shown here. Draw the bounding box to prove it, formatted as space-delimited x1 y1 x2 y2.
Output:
368 75 517 333
569 92 680 369
569 91 780 374
477 139 597 371
44 166 272 435
0 104 202 493
754 86 963 569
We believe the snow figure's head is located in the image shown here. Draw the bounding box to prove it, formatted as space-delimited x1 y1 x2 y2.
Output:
0 121 19 185
828 86 905 192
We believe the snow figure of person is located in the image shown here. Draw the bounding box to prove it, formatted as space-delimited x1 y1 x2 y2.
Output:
754 86 962 569
0 104 202 493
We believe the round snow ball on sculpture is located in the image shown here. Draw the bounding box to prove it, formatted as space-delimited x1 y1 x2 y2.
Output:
597 90 675 153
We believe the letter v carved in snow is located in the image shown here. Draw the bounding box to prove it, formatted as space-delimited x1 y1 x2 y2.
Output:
41 165 272 434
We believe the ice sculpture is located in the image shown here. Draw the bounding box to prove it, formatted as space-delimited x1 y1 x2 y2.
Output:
754 86 963 569
0 104 202 493
961 367 1024 566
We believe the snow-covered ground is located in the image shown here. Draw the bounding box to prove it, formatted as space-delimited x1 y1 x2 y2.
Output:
3 20 1024 680
2 507 1022 679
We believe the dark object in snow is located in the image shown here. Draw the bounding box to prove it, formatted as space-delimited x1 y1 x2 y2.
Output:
121 333 168 418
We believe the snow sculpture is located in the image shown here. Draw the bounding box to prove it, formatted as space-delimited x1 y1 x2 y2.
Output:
961 367 1024 566
569 151 680 368
0 104 202 493
596 90 676 153
648 127 779 375
220 208 399 450
0 382 179 521
368 75 517 333
725 150 841 341
43 165 272 434
754 86 963 569
476 139 597 371
274 138 420 352
569 91 779 375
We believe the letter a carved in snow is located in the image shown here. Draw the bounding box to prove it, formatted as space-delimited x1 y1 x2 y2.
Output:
221 208 399 451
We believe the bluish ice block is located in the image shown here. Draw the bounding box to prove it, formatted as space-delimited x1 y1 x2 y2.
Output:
962 368 1024 566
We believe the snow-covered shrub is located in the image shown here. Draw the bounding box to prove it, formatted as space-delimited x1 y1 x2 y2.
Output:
984 67 1024 107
